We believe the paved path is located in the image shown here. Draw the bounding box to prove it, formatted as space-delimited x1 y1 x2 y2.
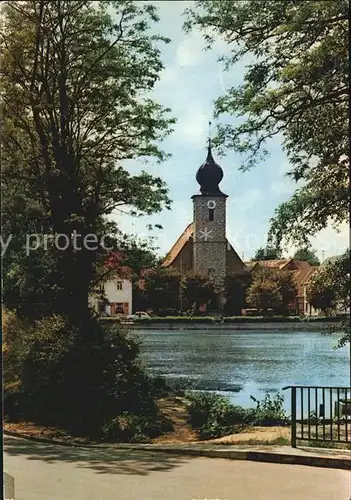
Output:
4 436 350 500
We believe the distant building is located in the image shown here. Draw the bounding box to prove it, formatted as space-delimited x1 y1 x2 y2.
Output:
162 143 248 308
89 276 132 316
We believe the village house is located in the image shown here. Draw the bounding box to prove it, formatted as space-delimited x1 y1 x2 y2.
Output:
89 276 133 316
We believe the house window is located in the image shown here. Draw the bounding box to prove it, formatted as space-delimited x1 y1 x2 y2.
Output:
209 208 214 221
115 303 124 314
116 280 123 290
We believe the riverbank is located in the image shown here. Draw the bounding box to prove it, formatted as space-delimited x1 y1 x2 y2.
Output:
126 320 341 331
99 315 345 331
3 396 288 447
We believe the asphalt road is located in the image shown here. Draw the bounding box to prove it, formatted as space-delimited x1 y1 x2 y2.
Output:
4 436 350 500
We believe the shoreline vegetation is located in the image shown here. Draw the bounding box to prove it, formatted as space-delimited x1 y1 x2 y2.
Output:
99 315 346 323
4 391 291 445
98 315 346 331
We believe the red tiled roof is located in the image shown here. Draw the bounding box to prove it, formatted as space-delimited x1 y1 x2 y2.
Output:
248 259 292 269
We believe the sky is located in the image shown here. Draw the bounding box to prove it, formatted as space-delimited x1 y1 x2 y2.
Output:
111 1 349 262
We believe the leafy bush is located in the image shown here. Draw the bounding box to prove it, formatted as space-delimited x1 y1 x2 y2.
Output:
187 391 289 440
3 311 172 441
250 393 290 426
101 411 173 443
187 392 254 439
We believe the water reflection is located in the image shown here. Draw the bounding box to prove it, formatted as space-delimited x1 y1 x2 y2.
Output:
138 329 349 412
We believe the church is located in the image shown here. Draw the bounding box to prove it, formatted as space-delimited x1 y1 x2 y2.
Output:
161 143 321 314
161 142 248 307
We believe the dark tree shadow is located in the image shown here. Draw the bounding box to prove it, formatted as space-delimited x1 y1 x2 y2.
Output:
4 436 192 476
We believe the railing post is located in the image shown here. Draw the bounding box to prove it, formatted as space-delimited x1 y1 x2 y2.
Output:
291 386 297 448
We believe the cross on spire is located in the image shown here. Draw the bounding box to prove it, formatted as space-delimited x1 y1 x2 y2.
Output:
208 120 212 150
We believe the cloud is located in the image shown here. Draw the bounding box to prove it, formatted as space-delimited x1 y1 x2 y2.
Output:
270 179 295 195
174 106 209 147
176 33 207 67
281 222 349 261
230 188 263 213
158 65 179 86
309 223 349 261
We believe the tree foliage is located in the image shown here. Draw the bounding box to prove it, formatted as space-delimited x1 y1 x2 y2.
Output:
182 272 216 313
1 0 175 324
142 268 181 314
185 0 349 247
293 247 320 266
246 268 297 314
246 279 282 314
223 272 252 315
307 249 350 314
252 247 282 261
3 311 170 440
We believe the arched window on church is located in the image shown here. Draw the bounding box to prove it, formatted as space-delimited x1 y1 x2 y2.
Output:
208 268 215 281
209 208 214 221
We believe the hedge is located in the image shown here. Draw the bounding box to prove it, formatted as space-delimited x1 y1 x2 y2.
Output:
99 315 345 324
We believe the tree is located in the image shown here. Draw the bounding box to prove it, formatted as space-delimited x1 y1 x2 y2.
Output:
293 248 320 266
143 268 181 314
1 0 174 325
185 1 349 247
306 271 336 315
307 249 350 314
3 311 169 440
182 273 216 313
252 247 282 261
246 268 297 314
223 272 252 315
276 269 298 314
246 280 282 314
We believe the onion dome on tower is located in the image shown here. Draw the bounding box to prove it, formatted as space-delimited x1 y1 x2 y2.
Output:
196 142 227 197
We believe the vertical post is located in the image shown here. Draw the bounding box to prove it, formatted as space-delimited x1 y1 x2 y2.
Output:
330 388 333 441
291 386 297 448
179 250 183 313
322 388 326 440
308 387 311 439
315 388 318 440
337 388 340 441
301 387 304 439
344 388 348 442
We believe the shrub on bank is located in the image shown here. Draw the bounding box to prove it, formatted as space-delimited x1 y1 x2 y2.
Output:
3 311 173 442
187 391 289 440
250 393 290 426
99 315 343 324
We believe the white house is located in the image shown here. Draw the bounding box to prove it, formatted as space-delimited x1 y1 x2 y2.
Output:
89 277 132 316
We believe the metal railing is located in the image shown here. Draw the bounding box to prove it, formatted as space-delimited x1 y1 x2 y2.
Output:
283 386 351 447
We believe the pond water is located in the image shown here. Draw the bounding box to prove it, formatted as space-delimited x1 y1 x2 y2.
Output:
138 329 350 413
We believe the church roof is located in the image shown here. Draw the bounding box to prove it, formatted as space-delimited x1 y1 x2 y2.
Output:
162 222 194 267
162 222 247 271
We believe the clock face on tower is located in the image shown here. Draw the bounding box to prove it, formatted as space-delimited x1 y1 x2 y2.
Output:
207 200 216 209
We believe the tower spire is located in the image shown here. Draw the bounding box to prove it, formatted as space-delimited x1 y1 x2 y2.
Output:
208 120 212 151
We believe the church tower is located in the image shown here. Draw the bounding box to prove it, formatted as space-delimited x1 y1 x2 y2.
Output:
192 143 228 287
